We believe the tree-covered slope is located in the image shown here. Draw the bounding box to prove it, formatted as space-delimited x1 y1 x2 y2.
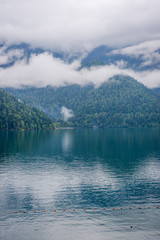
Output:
0 89 55 130
151 88 160 99
5 76 160 128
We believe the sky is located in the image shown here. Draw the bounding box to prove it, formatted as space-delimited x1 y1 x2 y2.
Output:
0 0 160 88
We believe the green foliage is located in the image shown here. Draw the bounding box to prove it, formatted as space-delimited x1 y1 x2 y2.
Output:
151 88 160 99
0 89 55 130
4 75 160 128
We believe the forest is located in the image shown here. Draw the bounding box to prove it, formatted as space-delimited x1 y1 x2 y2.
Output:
0 89 55 130
5 75 160 128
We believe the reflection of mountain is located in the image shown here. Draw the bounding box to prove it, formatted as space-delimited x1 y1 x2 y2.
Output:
69 128 160 172
0 130 55 158
0 129 160 211
0 128 160 170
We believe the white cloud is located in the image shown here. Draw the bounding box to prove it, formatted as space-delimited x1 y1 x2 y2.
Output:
0 52 160 89
142 51 160 67
0 45 24 65
112 40 160 57
0 0 160 52
61 106 74 121
115 60 127 69
0 0 160 89
111 40 160 67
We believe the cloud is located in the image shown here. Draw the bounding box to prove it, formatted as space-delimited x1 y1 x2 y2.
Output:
0 0 160 52
112 40 160 56
61 106 74 121
0 0 160 89
0 45 24 65
0 52 160 89
112 40 160 67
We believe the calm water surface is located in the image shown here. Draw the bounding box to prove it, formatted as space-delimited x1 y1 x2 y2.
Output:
0 128 160 240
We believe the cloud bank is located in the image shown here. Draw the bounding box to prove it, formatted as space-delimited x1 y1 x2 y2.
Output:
0 52 160 89
0 45 24 65
0 1 160 89
0 0 160 52
112 40 160 67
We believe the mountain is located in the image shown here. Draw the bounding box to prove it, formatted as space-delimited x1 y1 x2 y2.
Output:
151 88 160 99
0 89 55 130
1 42 160 71
81 45 160 71
5 75 160 128
0 43 81 68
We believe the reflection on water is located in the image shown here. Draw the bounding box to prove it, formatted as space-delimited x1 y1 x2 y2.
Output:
0 128 160 240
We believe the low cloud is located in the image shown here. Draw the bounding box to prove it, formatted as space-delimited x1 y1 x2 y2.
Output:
0 0 160 89
112 40 160 56
61 106 74 121
0 52 160 89
0 0 160 52
0 45 24 65
112 40 160 67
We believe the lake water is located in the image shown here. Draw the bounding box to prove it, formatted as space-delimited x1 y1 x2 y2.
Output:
0 128 160 240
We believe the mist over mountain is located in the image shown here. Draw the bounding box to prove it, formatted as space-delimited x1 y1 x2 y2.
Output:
0 40 160 89
1 41 160 71
81 44 160 71
0 0 160 129
0 1 160 89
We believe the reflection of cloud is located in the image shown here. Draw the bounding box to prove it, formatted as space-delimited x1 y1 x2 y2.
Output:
0 154 160 211
62 131 73 152
135 158 160 181
0 158 121 209
0 52 160 88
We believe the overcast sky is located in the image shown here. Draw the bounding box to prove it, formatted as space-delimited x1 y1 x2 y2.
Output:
0 0 160 51
0 0 160 88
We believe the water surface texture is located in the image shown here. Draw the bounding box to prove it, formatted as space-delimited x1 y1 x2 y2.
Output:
0 128 160 240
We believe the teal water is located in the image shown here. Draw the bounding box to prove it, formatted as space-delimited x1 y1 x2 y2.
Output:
0 128 160 240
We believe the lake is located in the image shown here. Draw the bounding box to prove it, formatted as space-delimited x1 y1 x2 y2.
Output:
0 128 160 240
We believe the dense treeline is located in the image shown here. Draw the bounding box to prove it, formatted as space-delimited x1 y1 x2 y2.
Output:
152 88 160 99
0 89 55 130
5 75 160 128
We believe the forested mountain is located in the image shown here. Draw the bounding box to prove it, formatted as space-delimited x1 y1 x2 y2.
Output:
5 76 160 128
0 89 55 130
152 88 160 99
